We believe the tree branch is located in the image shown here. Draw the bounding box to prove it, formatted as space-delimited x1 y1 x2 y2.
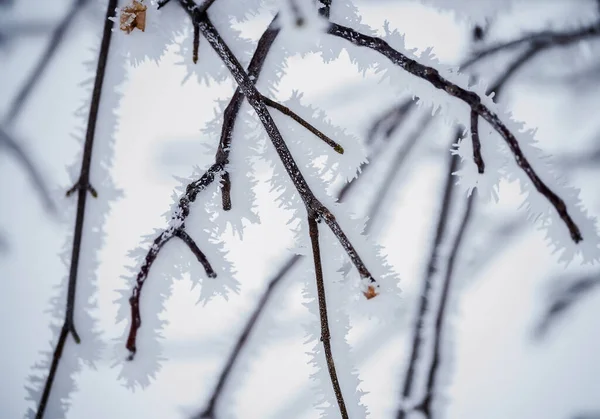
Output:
397 136 460 419
35 1 116 417
262 95 344 154
417 193 475 418
126 10 281 358
470 109 484 173
174 229 217 278
327 22 583 244
178 4 380 295
308 214 349 419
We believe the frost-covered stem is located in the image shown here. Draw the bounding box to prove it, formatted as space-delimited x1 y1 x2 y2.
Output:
261 95 344 154
3 0 89 125
126 11 281 359
183 7 379 291
470 110 484 173
461 20 600 70
417 194 475 418
0 127 55 212
215 20 280 211
327 23 584 244
35 2 116 416
126 163 221 359
195 102 411 415
194 255 301 419
308 215 349 419
398 140 459 418
174 229 217 278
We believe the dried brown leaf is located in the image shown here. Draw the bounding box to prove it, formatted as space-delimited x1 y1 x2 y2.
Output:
120 0 147 34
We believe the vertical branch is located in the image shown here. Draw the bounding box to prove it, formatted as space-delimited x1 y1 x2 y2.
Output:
35 1 117 417
417 194 475 417
397 137 460 419
308 215 349 419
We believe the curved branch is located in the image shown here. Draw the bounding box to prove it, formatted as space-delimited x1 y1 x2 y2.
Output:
327 22 583 243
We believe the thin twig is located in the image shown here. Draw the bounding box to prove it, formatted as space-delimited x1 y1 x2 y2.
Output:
126 11 281 358
417 193 475 417
3 0 88 125
193 23 200 64
0 127 55 212
397 136 460 419
327 22 583 243
262 95 344 154
308 214 349 419
193 102 413 416
35 2 116 417
126 164 221 358
470 109 484 173
174 229 217 278
194 255 301 418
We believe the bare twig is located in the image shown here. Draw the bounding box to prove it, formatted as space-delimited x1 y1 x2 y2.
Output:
0 127 55 212
308 214 349 419
35 2 116 417
126 164 221 358
174 229 217 278
262 95 344 154
327 22 583 243
3 0 89 125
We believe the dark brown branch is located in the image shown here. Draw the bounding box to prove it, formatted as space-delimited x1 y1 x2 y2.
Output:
126 11 281 358
178 5 380 294
193 102 409 415
126 164 221 359
327 22 583 244
0 127 55 212
174 229 216 278
417 192 475 418
35 1 116 417
3 0 89 125
262 95 344 154
308 215 349 419
192 23 200 64
397 137 460 419
470 109 484 173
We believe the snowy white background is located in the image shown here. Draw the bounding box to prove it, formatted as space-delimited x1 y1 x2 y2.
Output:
1 0 600 418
